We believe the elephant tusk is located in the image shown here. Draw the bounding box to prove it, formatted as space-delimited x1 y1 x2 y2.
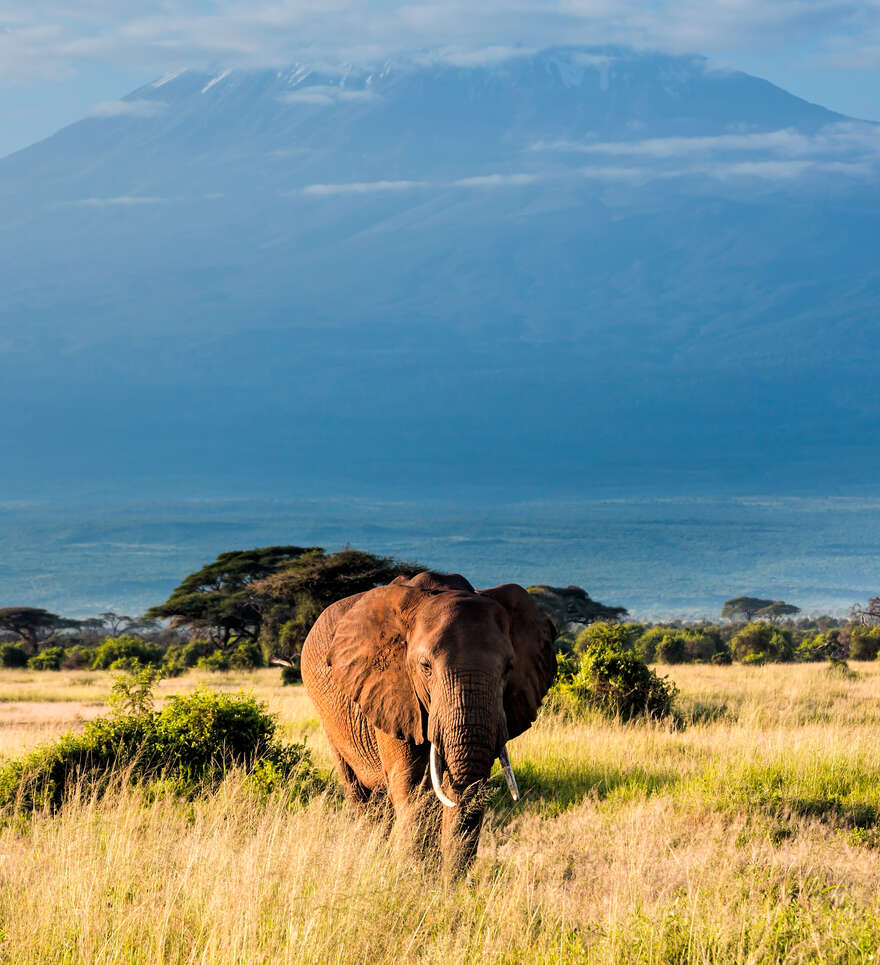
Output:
498 744 520 803
429 743 457 808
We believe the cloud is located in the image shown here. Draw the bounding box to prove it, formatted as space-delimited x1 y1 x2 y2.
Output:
279 85 378 107
88 98 166 118
0 1 878 85
453 173 539 187
62 195 167 207
299 179 429 196
537 123 880 161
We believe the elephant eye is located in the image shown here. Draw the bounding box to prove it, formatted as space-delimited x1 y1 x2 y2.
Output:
419 658 432 676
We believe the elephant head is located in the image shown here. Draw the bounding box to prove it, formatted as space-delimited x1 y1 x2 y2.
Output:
326 572 557 806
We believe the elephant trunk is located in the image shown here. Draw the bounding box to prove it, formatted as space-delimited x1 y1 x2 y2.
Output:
428 671 498 804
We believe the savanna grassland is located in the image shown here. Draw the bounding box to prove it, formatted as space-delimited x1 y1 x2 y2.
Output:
2 665 880 963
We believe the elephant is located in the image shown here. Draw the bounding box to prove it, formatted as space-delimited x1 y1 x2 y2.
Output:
301 570 557 868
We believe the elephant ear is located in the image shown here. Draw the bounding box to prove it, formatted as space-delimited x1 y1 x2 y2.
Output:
478 584 558 739
326 584 424 743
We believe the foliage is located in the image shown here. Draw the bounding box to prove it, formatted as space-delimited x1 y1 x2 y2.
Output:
146 546 318 647
28 647 66 671
848 624 880 661
0 683 322 814
61 645 94 669
252 548 422 664
636 626 729 664
573 621 638 655
0 643 28 668
90 635 163 670
721 597 799 622
108 666 158 717
549 634 677 721
161 639 216 676
197 650 230 672
825 658 858 680
0 607 78 653
527 585 627 631
729 623 794 663
280 665 300 686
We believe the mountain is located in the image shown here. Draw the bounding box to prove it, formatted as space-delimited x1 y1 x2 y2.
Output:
1 47 878 498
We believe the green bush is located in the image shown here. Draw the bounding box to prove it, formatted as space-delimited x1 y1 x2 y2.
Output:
91 635 163 670
0 643 28 668
280 665 300 686
656 632 688 664
730 623 794 663
161 639 215 676
197 650 230 672
848 625 880 661
229 639 264 669
0 687 323 813
28 647 65 671
549 640 677 721
574 621 636 655
61 645 94 669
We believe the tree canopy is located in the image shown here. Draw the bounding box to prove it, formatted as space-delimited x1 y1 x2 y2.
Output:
721 597 800 622
0 607 77 653
527 585 628 629
251 548 422 667
146 546 319 645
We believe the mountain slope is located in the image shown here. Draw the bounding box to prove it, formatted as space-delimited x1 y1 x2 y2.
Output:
0 47 877 497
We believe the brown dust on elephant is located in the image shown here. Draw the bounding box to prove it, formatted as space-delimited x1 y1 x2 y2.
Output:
301 571 557 869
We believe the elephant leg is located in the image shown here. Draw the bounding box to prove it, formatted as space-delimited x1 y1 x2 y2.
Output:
331 748 374 809
375 733 442 863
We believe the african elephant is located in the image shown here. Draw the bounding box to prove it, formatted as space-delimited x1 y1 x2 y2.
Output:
301 571 557 868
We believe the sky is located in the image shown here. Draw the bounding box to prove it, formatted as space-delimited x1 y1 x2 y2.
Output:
1 0 879 158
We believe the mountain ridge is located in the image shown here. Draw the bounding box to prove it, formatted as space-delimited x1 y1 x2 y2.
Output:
0 46 878 497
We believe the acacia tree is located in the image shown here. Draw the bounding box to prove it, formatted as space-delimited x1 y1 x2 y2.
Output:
527 585 627 629
852 597 880 626
251 548 422 670
0 607 78 653
146 546 319 646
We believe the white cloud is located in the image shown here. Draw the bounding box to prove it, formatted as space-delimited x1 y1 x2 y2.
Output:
454 173 539 187
62 195 167 207
88 98 166 118
279 84 378 107
299 179 429 196
538 123 880 161
0 1 878 85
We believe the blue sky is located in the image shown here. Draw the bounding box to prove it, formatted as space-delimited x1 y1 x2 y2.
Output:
1 0 879 157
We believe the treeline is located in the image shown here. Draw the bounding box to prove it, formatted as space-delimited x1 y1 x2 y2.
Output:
557 618 880 666
1 543 878 674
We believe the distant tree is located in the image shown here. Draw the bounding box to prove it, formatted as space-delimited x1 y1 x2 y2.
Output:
0 607 78 654
527 585 628 630
146 546 319 647
753 601 801 622
852 597 880 627
722 597 777 622
251 548 422 670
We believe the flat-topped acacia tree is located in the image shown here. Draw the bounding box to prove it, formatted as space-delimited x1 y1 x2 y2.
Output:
722 597 800 622
0 607 77 654
146 546 320 647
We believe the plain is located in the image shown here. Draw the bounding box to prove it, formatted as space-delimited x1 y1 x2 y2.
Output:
1 664 880 963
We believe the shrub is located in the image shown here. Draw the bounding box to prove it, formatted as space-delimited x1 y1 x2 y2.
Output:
229 639 264 670
549 641 677 721
574 621 637 656
280 665 299 686
0 686 322 813
848 625 880 661
0 643 28 668
729 623 794 663
61 645 94 669
161 639 215 676
656 632 688 664
197 650 230 672
91 635 163 670
28 647 65 671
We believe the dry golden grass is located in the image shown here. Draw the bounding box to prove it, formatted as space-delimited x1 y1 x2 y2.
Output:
1 663 880 962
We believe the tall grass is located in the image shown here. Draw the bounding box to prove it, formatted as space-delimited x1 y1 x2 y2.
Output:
1 664 880 962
